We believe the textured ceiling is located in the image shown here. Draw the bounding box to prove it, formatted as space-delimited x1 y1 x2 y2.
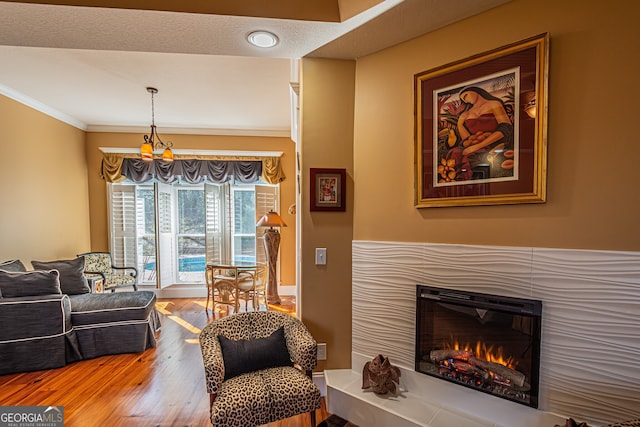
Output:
0 0 509 135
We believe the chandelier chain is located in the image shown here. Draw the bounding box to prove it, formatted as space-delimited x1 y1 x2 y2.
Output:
150 89 155 126
143 87 172 150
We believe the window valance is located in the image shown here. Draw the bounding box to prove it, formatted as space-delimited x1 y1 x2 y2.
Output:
101 153 285 184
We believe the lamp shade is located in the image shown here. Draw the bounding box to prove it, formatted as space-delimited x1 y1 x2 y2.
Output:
141 142 154 161
256 211 287 228
161 148 174 162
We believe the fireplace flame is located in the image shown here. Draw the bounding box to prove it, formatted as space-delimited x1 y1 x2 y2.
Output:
447 339 517 370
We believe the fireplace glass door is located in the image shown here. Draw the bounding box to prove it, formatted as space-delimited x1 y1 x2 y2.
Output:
415 285 542 408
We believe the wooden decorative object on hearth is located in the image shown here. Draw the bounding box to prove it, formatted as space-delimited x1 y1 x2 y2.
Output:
362 354 401 395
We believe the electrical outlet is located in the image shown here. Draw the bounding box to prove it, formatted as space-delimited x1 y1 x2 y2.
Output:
317 343 327 360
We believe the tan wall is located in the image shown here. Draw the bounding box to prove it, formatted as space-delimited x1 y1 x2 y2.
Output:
353 0 640 251
85 132 297 285
299 0 640 370
299 58 355 370
0 94 90 264
338 0 383 20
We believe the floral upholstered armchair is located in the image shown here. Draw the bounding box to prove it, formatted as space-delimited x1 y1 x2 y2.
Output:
77 252 138 292
200 311 321 427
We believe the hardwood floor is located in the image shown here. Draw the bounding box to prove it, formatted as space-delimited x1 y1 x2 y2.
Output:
0 297 330 427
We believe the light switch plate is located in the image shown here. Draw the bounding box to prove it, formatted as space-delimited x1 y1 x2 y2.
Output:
315 248 327 265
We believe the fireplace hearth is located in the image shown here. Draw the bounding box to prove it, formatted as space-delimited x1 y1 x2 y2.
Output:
415 285 542 408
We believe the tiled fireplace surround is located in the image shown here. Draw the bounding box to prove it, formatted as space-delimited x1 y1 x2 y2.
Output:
329 241 640 426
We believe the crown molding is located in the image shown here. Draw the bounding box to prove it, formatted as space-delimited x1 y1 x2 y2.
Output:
0 83 87 130
87 125 290 137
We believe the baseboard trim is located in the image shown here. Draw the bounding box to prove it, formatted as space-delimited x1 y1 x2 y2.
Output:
145 284 296 299
313 371 326 397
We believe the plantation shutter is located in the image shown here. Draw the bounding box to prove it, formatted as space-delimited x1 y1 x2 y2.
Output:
107 183 137 268
205 183 231 263
254 184 278 265
135 185 156 284
155 181 175 289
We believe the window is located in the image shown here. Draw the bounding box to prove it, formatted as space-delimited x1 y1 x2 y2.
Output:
232 186 256 263
137 185 156 282
108 181 279 287
176 186 206 283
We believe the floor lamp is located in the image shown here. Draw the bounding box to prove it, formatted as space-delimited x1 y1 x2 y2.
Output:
256 211 287 304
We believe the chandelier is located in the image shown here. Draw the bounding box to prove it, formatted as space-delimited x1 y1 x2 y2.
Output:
140 87 174 162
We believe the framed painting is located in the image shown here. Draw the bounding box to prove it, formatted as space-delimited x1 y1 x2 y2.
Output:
414 33 549 208
310 168 346 212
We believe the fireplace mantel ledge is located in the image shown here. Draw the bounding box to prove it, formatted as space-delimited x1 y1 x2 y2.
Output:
324 353 568 427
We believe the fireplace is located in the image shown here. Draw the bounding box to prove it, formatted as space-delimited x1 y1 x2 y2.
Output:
415 285 542 408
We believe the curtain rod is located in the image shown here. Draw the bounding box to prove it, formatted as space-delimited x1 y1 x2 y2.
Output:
99 147 283 157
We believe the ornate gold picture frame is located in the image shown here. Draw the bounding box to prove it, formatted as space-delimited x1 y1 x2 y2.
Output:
414 33 549 208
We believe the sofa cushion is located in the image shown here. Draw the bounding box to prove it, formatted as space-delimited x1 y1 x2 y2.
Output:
0 259 27 272
31 258 90 295
69 291 156 326
0 269 61 298
68 291 159 360
218 326 292 380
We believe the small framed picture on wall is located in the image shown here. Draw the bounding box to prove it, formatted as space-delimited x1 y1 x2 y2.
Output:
310 168 346 212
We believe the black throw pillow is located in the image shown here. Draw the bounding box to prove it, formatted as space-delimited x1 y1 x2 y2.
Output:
31 258 90 295
0 259 27 272
218 326 292 380
0 269 61 298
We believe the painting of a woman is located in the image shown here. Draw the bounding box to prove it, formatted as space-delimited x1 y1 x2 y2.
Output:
438 82 515 183
415 33 548 207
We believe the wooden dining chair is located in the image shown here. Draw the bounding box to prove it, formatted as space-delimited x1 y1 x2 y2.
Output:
236 265 267 311
206 265 242 313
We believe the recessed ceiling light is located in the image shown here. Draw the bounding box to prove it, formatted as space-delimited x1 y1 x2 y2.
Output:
247 31 279 48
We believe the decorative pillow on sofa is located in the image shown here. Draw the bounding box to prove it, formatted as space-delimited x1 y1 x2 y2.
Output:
0 269 61 298
0 259 27 272
218 326 292 380
31 258 90 295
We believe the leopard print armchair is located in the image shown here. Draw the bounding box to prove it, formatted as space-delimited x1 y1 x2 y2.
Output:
200 311 321 427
